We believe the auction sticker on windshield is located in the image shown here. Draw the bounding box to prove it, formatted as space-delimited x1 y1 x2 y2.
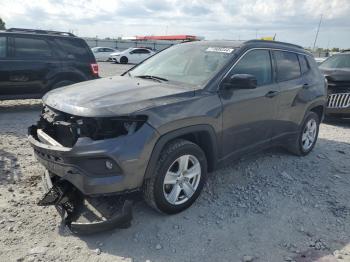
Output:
206 47 234 53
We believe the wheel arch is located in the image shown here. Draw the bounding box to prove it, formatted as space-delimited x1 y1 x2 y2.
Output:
309 104 324 122
144 125 218 180
48 72 87 90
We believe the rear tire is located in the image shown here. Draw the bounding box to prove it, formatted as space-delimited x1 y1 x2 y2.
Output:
143 139 207 214
120 56 128 64
287 111 320 156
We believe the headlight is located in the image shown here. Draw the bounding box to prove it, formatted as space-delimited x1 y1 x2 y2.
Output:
78 116 148 140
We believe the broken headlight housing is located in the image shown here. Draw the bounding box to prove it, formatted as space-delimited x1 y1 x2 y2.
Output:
78 115 148 140
38 105 148 147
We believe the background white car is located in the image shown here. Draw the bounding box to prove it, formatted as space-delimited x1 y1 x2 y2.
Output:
92 47 118 61
110 47 155 64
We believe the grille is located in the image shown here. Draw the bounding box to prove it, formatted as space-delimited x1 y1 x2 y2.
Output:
327 93 350 108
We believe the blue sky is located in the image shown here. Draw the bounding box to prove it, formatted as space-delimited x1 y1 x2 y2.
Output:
0 0 349 48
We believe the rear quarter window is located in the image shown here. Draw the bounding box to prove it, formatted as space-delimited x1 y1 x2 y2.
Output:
0 36 6 58
55 38 94 62
274 51 301 82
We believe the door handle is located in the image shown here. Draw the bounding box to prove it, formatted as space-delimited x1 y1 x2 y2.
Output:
303 83 310 89
265 90 279 98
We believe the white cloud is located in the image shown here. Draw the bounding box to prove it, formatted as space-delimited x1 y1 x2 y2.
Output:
0 0 349 47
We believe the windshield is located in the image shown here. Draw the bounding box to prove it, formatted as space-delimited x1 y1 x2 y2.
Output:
129 43 235 86
320 54 350 69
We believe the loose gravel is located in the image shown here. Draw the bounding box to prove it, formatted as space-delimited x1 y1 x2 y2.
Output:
0 63 349 262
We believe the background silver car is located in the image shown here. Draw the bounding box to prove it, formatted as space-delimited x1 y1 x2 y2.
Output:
92 47 119 61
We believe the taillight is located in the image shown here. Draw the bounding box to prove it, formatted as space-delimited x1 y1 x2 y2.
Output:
90 63 99 77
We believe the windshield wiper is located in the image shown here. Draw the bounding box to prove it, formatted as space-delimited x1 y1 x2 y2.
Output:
134 75 168 82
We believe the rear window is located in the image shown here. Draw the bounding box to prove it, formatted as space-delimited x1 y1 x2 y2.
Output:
14 37 52 58
274 51 301 82
55 38 93 61
0 36 6 58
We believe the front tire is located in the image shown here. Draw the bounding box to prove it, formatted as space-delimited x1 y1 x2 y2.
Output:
143 139 207 214
288 111 320 156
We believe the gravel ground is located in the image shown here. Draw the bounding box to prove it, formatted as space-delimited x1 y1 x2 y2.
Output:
0 63 350 262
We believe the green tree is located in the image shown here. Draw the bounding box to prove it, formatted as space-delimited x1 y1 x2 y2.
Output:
0 18 5 30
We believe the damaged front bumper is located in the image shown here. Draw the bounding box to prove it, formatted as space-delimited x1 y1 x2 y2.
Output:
28 117 158 233
39 171 134 234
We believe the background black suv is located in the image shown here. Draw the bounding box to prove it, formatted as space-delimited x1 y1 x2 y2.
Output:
0 28 99 100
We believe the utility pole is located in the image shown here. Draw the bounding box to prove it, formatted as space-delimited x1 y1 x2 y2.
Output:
313 14 323 51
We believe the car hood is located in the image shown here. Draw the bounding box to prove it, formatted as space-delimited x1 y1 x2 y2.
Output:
319 68 350 82
43 76 195 117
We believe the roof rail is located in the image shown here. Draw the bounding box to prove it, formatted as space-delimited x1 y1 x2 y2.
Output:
244 39 303 49
6 28 76 37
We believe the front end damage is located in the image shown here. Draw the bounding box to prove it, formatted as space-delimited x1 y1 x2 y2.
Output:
38 171 133 234
28 105 157 234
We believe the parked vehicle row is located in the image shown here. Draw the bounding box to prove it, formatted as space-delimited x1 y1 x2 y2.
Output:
0 28 99 100
28 40 326 233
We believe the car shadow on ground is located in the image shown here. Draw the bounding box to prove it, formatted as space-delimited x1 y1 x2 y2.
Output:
323 117 350 128
61 137 350 262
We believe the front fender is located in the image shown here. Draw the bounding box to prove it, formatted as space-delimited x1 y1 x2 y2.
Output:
144 124 219 179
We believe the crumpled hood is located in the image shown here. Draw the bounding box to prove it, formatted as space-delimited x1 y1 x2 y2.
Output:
43 76 195 117
320 68 350 82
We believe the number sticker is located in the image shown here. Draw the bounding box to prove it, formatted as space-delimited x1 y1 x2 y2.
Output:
206 47 234 53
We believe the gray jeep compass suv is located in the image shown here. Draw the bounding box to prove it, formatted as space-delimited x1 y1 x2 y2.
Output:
28 40 326 233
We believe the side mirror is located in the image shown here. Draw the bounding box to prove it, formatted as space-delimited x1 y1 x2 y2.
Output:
223 74 257 90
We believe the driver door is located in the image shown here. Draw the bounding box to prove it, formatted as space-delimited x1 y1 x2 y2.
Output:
219 49 280 157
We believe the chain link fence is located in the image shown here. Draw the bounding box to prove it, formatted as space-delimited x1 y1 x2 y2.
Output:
83 38 181 51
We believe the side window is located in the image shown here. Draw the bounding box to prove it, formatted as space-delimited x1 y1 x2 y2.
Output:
139 49 150 54
274 51 301 81
230 49 272 86
132 49 142 54
55 38 91 61
105 48 114 52
298 54 310 74
14 37 52 58
0 37 6 58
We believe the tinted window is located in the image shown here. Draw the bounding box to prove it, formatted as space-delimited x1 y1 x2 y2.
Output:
14 37 52 58
274 51 301 81
139 49 150 54
0 37 6 58
230 49 272 86
104 48 114 52
298 55 310 74
55 38 92 61
131 49 141 54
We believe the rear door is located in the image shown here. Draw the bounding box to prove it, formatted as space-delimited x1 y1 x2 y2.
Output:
220 49 280 157
128 49 141 64
272 50 304 137
2 36 58 96
138 48 151 62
